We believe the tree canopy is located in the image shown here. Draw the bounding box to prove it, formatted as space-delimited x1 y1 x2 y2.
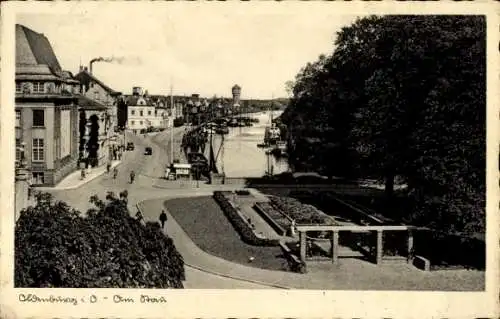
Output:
15 192 185 288
282 15 485 234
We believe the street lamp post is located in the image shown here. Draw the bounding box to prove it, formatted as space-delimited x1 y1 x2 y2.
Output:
15 142 30 219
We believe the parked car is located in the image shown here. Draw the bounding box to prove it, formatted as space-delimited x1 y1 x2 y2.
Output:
144 147 153 155
126 142 135 151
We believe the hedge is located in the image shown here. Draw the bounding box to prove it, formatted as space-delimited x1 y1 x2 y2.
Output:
213 192 279 247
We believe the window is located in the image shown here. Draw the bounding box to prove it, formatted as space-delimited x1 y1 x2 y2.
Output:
15 139 21 162
140 111 144 116
140 121 143 125
94 92 99 100
32 138 44 162
32 82 45 93
155 110 158 116
15 110 21 127
32 109 45 127
131 110 135 115
148 110 152 116
32 172 45 185
131 120 135 125
16 82 21 93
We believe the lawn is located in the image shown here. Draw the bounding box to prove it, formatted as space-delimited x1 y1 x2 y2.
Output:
164 196 288 271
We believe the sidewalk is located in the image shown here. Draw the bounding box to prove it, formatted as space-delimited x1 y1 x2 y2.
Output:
37 160 121 190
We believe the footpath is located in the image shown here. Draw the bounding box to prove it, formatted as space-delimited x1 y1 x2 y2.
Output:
36 160 121 191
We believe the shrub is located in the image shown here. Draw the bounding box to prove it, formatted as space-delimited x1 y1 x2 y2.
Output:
15 192 185 288
213 192 279 247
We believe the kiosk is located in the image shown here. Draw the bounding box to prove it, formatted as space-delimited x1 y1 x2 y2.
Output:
172 163 192 179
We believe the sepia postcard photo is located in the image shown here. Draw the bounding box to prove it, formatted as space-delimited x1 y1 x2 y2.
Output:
0 1 498 318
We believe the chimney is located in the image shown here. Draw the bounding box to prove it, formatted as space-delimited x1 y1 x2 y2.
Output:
89 61 93 75
79 65 84 73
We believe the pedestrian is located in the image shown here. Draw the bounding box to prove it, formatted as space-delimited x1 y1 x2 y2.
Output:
159 210 167 229
113 167 118 179
106 162 111 174
80 168 86 180
130 170 136 184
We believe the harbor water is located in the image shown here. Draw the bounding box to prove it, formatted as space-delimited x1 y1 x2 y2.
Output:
208 111 289 177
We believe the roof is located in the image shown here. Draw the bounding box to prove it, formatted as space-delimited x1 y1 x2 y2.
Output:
77 95 107 111
124 95 154 106
16 24 62 74
16 24 79 87
74 70 120 95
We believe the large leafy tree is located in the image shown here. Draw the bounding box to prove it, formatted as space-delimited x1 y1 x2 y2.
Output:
87 114 100 165
78 110 87 161
116 97 128 129
15 192 185 288
284 15 486 233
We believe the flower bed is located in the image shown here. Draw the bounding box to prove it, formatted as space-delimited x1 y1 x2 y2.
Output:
269 196 336 226
253 202 289 236
213 192 279 247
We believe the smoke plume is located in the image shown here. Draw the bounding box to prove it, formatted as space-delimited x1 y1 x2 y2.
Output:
90 56 142 65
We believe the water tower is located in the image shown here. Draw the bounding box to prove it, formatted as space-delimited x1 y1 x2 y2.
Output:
232 84 241 106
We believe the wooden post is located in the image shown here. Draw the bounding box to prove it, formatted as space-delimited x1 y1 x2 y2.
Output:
407 229 414 263
376 230 383 264
331 231 339 264
299 231 306 263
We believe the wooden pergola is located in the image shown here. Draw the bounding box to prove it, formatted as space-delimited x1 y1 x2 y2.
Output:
295 224 417 265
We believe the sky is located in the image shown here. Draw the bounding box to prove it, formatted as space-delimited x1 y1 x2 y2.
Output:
17 4 359 99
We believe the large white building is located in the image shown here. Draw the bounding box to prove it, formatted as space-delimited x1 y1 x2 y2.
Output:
126 87 171 133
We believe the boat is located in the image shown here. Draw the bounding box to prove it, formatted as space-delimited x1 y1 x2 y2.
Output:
263 101 281 145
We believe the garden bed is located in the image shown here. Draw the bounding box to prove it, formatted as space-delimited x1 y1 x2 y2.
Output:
268 196 336 226
165 196 287 271
253 202 291 236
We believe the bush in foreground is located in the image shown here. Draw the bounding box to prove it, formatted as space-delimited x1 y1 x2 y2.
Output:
15 192 185 288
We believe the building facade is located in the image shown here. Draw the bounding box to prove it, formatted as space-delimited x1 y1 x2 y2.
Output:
15 24 81 187
125 88 177 133
126 90 156 133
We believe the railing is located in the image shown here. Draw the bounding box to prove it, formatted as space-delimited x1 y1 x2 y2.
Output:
296 224 419 232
